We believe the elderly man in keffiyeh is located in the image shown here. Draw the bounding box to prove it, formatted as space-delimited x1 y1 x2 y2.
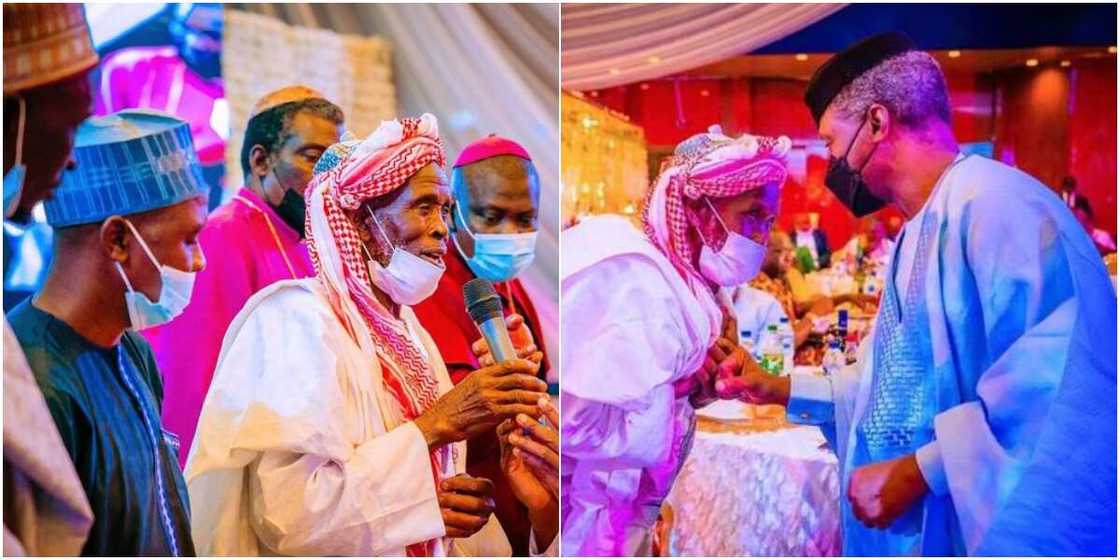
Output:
560 125 790 556
184 114 546 556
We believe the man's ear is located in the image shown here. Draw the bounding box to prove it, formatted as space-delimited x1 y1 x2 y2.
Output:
868 104 890 141
447 200 462 234
359 207 396 264
248 145 272 179
356 212 373 243
99 216 130 263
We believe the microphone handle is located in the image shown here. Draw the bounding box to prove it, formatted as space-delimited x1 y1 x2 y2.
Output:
478 315 518 363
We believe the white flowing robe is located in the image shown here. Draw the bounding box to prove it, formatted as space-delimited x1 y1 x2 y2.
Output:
788 155 1117 555
560 215 723 556
184 278 511 556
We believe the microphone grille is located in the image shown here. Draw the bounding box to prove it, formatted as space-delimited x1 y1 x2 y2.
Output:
463 278 504 323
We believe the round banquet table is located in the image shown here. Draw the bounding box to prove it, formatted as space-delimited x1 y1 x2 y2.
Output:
663 412 842 557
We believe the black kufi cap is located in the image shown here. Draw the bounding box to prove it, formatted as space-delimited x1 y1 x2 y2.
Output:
804 32 917 124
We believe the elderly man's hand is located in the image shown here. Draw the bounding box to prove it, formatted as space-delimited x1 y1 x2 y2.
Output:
713 345 790 406
847 454 928 529
471 314 544 370
438 474 496 539
414 359 546 449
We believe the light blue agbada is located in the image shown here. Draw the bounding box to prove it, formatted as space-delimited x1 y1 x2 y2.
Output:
788 154 1117 556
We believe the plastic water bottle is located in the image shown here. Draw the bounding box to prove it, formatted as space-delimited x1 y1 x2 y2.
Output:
822 339 845 378
759 324 784 376
778 317 795 372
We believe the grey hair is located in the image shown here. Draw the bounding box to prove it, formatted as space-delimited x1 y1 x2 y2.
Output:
830 50 951 128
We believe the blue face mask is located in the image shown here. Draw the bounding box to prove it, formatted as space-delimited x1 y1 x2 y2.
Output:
113 219 197 331
4 97 27 218
451 201 537 282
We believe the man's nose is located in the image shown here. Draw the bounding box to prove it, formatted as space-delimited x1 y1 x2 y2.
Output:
431 212 449 238
193 247 207 273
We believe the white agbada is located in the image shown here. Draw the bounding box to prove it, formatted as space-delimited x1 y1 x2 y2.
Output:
184 278 510 556
560 214 723 556
788 154 1117 555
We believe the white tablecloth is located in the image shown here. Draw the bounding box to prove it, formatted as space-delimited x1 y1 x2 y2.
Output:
665 422 842 556
806 270 857 297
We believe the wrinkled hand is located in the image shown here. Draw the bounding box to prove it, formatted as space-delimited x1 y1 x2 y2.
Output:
472 314 544 371
438 474 496 539
712 344 790 406
415 359 547 448
848 454 928 529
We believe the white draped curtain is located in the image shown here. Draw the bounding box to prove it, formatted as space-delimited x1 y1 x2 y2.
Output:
224 4 559 377
562 3 845 90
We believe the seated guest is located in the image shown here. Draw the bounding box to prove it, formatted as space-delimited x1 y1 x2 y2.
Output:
791 212 830 269
412 134 549 556
760 230 878 320
3 4 98 554
1058 175 1079 208
837 216 893 274
1072 195 1116 254
752 230 836 321
143 85 344 466
185 115 546 555
9 110 209 555
750 230 799 320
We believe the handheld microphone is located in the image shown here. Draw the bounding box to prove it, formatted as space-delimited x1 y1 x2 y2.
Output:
463 278 517 364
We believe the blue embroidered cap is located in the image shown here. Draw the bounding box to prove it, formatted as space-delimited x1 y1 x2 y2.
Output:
45 109 209 227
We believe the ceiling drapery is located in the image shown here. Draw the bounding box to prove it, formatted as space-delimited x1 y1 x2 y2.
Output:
562 3 845 90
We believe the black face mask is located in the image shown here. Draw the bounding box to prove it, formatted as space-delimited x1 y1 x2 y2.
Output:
825 116 887 217
264 167 306 238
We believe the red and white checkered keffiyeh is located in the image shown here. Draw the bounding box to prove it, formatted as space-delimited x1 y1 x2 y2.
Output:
303 114 448 556
642 126 791 293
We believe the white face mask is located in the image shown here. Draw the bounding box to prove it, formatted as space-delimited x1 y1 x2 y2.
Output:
113 219 197 330
698 197 766 287
364 207 445 305
3 97 27 218
451 202 537 282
